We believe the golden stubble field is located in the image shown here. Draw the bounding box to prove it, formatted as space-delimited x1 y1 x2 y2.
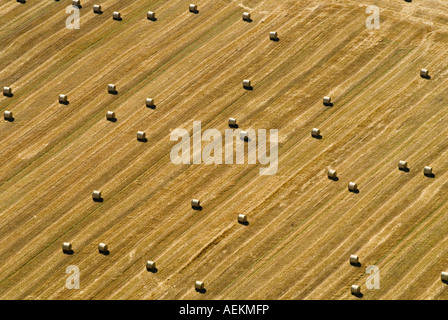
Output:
1 0 448 299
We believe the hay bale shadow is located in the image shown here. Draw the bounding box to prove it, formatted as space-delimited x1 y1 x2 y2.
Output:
147 267 158 273
99 250 110 256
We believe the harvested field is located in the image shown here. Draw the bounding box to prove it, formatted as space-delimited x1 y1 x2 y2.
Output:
1 0 448 300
